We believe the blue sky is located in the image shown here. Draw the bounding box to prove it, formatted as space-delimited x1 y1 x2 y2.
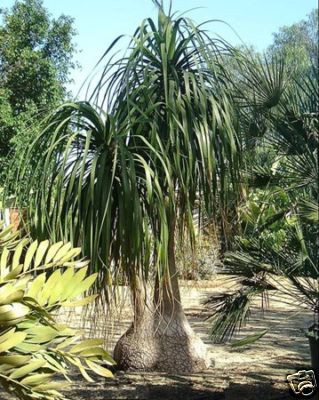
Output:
1 0 317 95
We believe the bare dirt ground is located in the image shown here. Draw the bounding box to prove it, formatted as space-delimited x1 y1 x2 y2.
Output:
1 276 315 400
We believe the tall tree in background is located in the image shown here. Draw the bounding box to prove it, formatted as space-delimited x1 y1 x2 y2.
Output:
0 0 77 186
268 9 318 78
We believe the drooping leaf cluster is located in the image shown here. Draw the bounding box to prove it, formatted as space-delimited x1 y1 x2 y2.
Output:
13 6 241 296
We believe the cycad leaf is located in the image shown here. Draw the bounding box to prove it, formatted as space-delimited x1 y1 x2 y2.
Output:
0 355 31 366
0 327 16 344
44 241 64 264
61 294 98 307
0 331 27 352
0 303 29 322
69 339 104 354
0 248 10 275
34 240 50 267
0 220 114 399
12 239 29 269
231 329 268 347
85 359 113 377
20 373 53 386
71 273 98 298
27 273 46 299
53 243 72 262
23 240 39 272
0 225 15 239
9 359 46 379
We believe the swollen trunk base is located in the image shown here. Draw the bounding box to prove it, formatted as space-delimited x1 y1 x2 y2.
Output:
113 309 210 373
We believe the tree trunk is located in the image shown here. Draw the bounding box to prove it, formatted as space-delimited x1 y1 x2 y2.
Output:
113 217 210 373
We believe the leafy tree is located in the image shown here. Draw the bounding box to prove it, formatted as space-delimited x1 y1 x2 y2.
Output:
0 0 77 186
267 9 318 78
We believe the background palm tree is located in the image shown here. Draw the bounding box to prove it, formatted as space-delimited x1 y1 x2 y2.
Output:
205 55 318 358
13 4 242 372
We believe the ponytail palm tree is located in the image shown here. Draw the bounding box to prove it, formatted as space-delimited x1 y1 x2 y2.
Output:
14 4 241 372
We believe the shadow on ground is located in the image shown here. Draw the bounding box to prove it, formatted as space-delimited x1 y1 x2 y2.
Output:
61 371 302 400
0 282 314 400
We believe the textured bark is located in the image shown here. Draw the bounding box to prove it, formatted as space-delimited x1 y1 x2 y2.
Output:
113 217 210 373
113 305 209 373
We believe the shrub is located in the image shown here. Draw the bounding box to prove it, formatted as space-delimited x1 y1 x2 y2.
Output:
0 222 114 400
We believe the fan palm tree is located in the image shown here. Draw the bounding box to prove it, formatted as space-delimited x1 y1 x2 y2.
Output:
13 3 241 372
205 55 318 363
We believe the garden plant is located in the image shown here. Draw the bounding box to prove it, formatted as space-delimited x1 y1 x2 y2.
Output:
1 0 317 398
13 3 241 373
0 221 114 400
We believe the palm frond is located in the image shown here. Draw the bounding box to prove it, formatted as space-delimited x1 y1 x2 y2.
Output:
204 285 265 343
0 222 114 400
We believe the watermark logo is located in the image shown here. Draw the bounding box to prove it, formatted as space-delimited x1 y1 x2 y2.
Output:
287 370 317 398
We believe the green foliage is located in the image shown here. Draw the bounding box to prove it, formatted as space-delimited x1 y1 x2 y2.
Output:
0 222 114 400
13 6 241 297
206 47 318 342
237 187 291 252
0 0 77 187
0 88 40 187
207 210 318 343
268 9 318 78
230 329 268 347
0 0 76 110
